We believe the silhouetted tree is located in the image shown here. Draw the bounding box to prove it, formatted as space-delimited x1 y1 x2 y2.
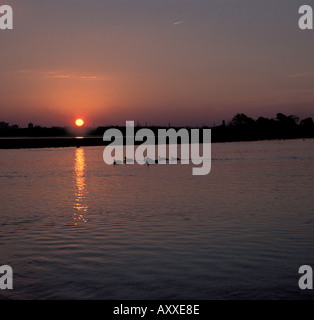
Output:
287 115 299 126
256 117 274 126
300 117 314 127
276 113 287 123
276 113 299 126
231 113 255 126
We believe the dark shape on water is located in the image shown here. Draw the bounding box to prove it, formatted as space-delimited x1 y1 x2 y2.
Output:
144 157 158 164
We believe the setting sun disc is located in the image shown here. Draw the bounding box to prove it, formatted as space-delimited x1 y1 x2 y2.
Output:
75 119 84 127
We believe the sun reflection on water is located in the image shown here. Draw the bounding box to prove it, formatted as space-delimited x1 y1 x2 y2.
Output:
73 148 88 225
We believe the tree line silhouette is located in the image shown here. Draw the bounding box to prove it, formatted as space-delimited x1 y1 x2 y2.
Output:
210 113 314 142
1 113 314 144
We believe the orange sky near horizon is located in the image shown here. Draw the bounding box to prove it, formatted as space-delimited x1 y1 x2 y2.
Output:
1 0 314 128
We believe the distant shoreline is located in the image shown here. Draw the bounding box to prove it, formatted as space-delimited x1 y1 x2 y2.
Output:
0 135 312 149
1 112 314 149
0 137 104 149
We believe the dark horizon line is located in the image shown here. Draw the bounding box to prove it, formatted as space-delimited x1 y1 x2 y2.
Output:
1 111 314 131
1 112 314 149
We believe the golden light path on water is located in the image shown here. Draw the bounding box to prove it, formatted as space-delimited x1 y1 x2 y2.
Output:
73 148 88 225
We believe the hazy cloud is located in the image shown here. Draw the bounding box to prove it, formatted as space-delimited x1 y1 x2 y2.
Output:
9 69 106 81
173 20 187 25
288 72 312 79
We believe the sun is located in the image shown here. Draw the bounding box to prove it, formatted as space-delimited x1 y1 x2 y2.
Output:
75 119 84 127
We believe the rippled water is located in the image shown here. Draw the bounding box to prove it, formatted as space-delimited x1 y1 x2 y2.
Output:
1 139 314 300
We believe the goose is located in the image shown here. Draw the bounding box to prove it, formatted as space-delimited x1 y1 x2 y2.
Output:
113 159 123 165
144 156 158 164
158 156 169 163
124 156 134 164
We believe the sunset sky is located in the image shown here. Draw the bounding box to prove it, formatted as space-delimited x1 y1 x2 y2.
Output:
1 0 314 127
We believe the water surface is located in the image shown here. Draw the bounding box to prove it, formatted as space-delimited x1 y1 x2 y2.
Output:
1 139 314 299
